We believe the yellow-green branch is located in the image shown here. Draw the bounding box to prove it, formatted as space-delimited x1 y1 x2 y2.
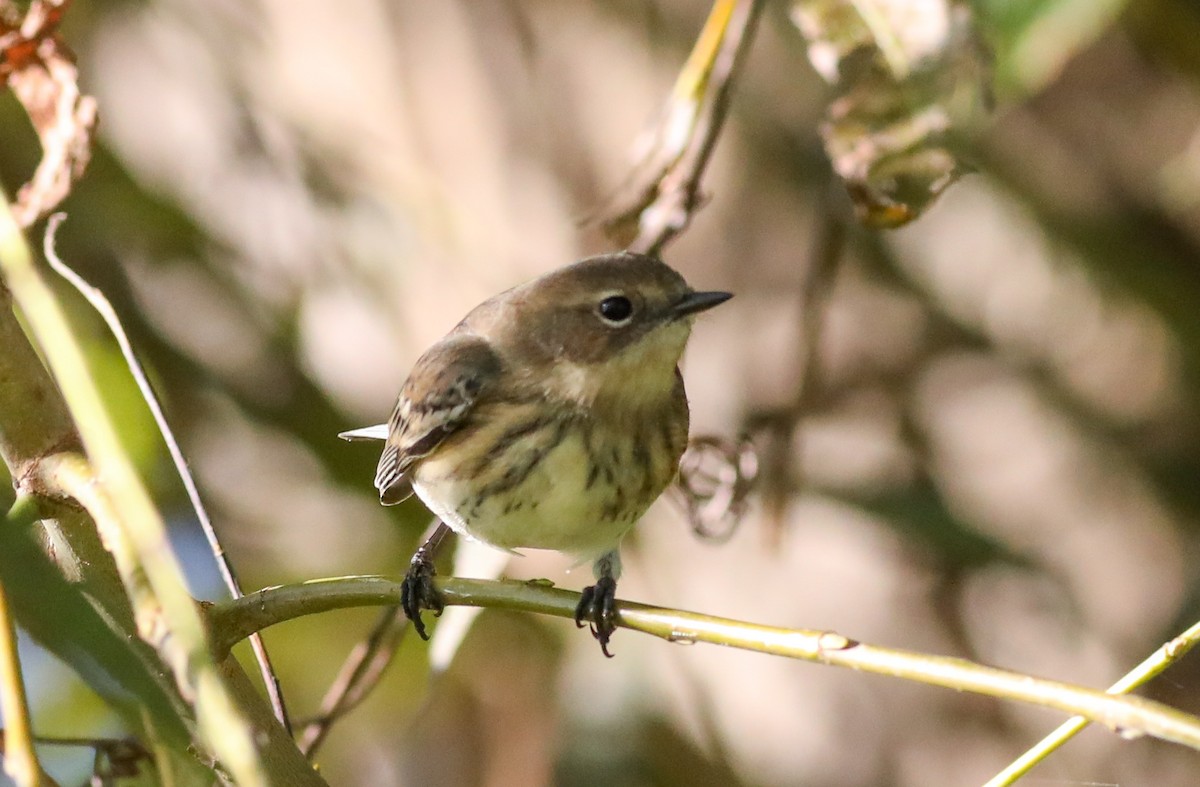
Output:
0 581 46 787
208 575 1200 753
985 617 1200 785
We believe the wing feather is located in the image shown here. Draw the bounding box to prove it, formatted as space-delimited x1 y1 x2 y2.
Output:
374 334 502 505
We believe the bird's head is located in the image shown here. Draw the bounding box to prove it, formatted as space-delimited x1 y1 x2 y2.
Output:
469 252 731 408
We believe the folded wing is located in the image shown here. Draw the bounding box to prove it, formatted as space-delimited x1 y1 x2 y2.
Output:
374 334 502 505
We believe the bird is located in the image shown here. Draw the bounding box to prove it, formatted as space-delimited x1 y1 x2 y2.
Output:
340 251 731 655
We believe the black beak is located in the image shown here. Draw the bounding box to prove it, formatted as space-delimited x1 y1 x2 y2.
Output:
671 290 733 318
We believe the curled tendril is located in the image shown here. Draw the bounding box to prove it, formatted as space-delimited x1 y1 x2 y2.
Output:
670 434 759 544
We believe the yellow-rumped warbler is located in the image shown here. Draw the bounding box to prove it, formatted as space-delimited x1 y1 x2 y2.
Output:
340 252 730 655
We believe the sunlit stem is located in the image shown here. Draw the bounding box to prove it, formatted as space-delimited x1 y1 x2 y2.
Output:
207 575 1200 754
0 578 44 787
985 618 1200 786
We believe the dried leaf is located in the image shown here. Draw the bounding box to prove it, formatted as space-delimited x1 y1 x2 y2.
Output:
671 435 759 543
792 0 990 227
1 0 97 228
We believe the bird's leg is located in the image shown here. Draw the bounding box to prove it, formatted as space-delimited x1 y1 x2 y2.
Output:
401 521 453 640
575 550 621 657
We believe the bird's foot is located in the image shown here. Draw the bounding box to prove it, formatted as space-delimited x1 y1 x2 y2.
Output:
401 548 444 640
575 575 619 657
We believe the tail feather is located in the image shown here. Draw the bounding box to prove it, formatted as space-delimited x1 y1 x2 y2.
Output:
379 477 414 505
338 424 389 441
374 442 414 505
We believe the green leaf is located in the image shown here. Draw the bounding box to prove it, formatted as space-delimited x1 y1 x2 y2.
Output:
975 0 1127 96
1 499 213 782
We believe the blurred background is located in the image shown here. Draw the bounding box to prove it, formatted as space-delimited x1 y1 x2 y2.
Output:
3 0 1200 785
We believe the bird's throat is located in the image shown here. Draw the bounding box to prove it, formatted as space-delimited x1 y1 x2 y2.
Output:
546 322 690 411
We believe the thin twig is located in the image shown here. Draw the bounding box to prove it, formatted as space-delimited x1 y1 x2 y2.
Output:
633 0 763 255
585 0 737 242
985 617 1200 786
206 575 1200 754
0 733 148 785
297 607 408 758
0 581 45 786
751 182 845 541
40 215 292 734
298 520 452 757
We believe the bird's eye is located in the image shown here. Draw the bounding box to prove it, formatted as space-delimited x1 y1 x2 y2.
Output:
597 295 634 325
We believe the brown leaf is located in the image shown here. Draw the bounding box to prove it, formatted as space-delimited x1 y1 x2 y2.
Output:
671 435 759 543
1 0 97 228
792 0 990 227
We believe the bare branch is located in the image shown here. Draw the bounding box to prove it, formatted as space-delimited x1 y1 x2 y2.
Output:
299 520 453 756
747 183 846 541
208 575 1200 755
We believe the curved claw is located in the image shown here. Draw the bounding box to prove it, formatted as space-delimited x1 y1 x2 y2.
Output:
400 551 444 640
574 576 618 657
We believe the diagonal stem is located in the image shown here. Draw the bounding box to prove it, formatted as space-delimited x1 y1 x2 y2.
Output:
630 0 765 256
40 214 291 734
985 617 1200 785
299 519 453 756
595 0 766 254
297 606 408 758
0 191 268 786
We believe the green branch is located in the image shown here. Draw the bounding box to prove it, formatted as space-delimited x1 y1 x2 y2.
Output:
208 575 1200 753
0 195 266 786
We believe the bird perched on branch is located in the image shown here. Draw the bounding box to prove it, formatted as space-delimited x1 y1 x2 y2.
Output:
340 251 730 655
